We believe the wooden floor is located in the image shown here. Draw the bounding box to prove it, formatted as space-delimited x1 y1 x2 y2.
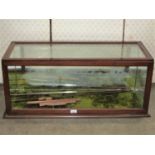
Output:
0 84 155 135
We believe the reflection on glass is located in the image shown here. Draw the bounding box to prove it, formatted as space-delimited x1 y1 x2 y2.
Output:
10 43 145 59
8 66 147 109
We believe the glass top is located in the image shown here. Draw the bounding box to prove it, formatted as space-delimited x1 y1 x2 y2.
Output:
10 43 145 59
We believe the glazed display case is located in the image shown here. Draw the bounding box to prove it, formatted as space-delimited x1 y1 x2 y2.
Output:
2 41 154 118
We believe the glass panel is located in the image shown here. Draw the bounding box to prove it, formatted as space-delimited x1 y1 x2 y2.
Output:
8 66 147 110
10 43 145 59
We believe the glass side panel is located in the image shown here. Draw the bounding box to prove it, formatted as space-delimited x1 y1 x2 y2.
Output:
8 66 147 110
10 43 145 59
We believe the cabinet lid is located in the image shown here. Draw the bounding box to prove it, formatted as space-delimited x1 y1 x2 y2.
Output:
3 41 153 60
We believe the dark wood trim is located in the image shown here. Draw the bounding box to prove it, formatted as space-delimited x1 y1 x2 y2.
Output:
2 42 16 59
138 42 154 60
143 62 154 113
3 108 149 119
8 108 146 116
3 112 150 119
2 62 12 113
3 59 153 66
12 41 141 44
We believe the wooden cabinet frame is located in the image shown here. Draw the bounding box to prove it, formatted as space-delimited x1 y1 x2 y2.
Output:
2 41 154 118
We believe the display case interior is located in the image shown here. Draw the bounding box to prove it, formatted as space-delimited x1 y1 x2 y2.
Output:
8 66 147 110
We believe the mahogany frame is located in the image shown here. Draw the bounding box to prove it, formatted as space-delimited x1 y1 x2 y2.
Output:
2 41 154 118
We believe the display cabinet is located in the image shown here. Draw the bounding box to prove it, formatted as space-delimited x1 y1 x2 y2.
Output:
2 41 154 118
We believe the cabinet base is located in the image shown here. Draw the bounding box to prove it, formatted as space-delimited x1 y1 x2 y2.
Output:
3 111 151 119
